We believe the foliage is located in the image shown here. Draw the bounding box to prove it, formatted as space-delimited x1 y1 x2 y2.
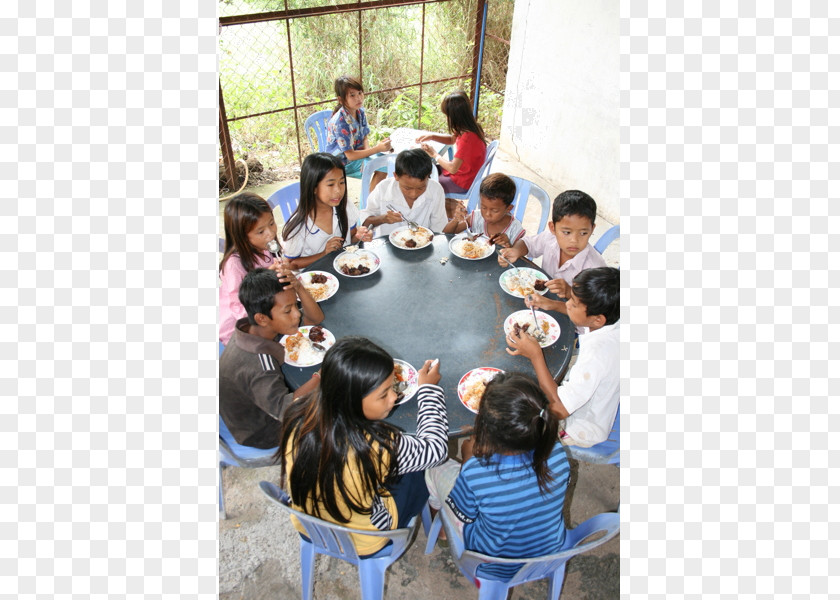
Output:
219 0 512 179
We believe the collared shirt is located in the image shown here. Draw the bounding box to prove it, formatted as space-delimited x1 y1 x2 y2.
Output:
558 321 620 446
360 177 448 237
325 106 370 164
283 203 360 259
522 232 606 285
219 318 294 449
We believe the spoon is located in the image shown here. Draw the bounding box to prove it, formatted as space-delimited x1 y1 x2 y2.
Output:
311 342 327 352
267 239 281 261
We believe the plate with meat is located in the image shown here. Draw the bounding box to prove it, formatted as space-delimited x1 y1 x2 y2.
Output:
457 367 504 414
503 310 561 348
389 226 434 250
280 325 335 367
392 359 419 405
448 235 495 260
499 268 550 298
298 270 339 302
333 249 381 277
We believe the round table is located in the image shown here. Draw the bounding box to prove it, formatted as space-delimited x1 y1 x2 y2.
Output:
282 233 575 437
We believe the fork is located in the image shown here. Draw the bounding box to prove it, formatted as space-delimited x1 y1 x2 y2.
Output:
386 203 419 232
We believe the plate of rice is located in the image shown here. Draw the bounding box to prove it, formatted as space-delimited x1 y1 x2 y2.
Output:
393 359 419 405
280 326 335 367
458 367 504 414
503 310 561 348
499 268 550 298
449 235 495 260
298 270 339 302
389 226 434 250
333 249 381 277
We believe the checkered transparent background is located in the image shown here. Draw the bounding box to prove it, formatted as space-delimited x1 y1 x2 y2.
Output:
1 1 837 598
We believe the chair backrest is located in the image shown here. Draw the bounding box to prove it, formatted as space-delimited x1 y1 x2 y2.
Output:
435 503 620 597
359 153 439 210
219 416 278 468
594 223 620 254
567 403 620 465
266 182 301 223
259 480 418 562
304 109 333 153
218 237 225 253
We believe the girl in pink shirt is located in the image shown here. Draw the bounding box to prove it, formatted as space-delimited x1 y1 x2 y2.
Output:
219 193 282 344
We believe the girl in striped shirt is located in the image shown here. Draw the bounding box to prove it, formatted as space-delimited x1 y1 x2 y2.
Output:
426 372 571 579
279 337 448 556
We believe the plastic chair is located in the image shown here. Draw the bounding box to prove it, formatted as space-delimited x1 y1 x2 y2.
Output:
259 480 431 600
425 503 620 600
266 182 301 222
594 223 620 254
359 153 439 210
218 237 225 253
566 404 620 466
467 174 551 235
444 139 499 203
219 416 278 520
304 109 332 153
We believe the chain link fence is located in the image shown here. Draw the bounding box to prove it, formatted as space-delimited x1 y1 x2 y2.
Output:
218 0 512 191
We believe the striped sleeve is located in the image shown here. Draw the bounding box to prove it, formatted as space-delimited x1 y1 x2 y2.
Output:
258 353 279 371
394 384 448 475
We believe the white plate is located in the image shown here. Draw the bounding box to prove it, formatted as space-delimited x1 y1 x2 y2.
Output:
333 249 381 277
393 359 419 405
448 235 495 260
280 326 336 367
457 367 504 414
503 310 561 348
389 226 434 250
499 268 550 299
298 270 339 302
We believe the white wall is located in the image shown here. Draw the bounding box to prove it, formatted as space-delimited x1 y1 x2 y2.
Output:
500 0 619 223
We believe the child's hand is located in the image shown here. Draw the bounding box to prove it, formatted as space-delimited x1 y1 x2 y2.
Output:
356 225 373 243
325 237 344 253
376 137 393 153
451 202 467 222
505 329 542 360
488 233 511 248
415 134 433 143
497 247 519 268
417 358 441 386
419 143 436 158
546 278 569 298
383 210 403 225
524 293 550 311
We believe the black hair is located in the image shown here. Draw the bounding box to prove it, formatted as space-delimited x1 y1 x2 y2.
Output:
394 148 433 180
278 336 402 523
333 75 364 114
472 372 560 495
479 173 516 206
282 153 349 243
237 268 286 325
551 190 597 226
440 90 486 142
219 192 277 274
571 267 620 325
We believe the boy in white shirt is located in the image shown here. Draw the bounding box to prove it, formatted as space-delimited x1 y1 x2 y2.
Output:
360 148 448 236
506 266 619 447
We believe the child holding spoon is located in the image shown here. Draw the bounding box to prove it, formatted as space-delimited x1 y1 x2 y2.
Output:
441 173 525 248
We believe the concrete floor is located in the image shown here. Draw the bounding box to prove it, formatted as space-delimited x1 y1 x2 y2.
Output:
218 148 620 598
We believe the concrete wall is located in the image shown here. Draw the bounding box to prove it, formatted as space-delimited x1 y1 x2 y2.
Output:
499 0 619 223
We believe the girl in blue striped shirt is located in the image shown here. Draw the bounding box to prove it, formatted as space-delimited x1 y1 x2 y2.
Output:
426 372 571 579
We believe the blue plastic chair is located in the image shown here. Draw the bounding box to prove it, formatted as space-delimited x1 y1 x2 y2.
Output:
219 415 278 520
594 223 620 254
425 504 620 600
304 109 333 153
359 153 439 210
266 182 301 222
218 237 225 253
466 174 551 235
259 481 431 600
566 404 620 466
444 139 499 203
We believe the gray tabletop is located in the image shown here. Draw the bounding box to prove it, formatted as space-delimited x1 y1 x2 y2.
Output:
282 233 575 437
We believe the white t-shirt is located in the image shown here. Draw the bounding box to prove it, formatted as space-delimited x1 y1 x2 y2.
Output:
282 203 360 259
360 177 448 237
558 321 619 446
